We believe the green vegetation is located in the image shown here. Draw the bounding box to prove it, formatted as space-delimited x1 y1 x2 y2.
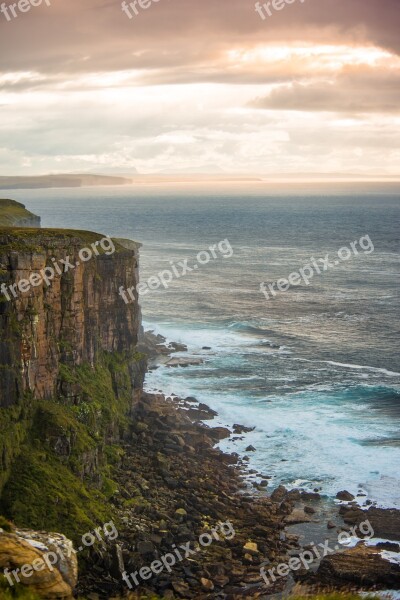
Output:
0 400 34 492
0 351 143 544
0 225 129 254
0 516 13 532
0 200 39 228
0 580 42 600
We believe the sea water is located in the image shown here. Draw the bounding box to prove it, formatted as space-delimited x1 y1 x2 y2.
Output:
14 182 400 507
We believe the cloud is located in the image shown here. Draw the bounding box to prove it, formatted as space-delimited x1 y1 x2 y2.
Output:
0 0 399 78
0 0 399 176
251 67 400 113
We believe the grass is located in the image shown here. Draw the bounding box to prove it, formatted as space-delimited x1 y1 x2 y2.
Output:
0 226 130 254
0 200 39 228
0 351 143 545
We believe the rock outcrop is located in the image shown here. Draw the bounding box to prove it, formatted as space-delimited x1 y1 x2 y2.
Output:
339 505 400 541
317 543 400 588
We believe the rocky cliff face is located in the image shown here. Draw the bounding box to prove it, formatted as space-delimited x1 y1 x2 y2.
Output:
0 224 146 542
0 230 141 407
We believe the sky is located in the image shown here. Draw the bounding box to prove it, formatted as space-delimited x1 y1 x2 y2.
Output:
0 0 399 178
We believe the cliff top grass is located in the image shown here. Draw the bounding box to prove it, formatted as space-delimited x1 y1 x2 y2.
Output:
0 228 139 254
0 200 39 228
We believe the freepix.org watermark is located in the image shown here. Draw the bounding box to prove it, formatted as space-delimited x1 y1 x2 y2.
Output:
122 520 235 589
255 0 305 21
121 0 160 19
3 521 118 588
0 0 51 21
119 239 233 304
260 519 374 587
260 234 374 301
0 236 115 302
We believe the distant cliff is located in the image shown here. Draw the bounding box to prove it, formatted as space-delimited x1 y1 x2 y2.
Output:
0 199 41 227
0 174 132 190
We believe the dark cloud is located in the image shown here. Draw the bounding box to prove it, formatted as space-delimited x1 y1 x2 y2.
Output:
251 68 400 113
0 0 399 77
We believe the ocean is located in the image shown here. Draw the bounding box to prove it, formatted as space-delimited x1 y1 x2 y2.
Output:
11 182 400 507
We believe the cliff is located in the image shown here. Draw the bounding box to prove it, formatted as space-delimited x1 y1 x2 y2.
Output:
0 224 146 541
0 175 132 190
0 230 141 406
0 200 41 228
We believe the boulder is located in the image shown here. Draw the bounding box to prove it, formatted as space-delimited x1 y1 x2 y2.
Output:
0 528 77 599
336 490 355 501
285 509 313 525
270 485 288 503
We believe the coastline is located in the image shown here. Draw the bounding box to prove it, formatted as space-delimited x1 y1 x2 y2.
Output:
0 198 399 599
133 330 400 597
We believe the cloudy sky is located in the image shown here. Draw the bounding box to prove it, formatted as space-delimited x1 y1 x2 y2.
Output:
0 0 399 177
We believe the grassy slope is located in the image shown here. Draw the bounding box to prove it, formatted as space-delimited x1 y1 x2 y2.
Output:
0 200 39 227
0 351 145 544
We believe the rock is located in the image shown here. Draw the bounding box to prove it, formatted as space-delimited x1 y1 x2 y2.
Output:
317 543 400 587
166 357 203 368
14 529 77 590
110 544 125 579
0 528 77 599
174 508 187 522
271 485 287 503
361 507 400 541
259 480 269 487
243 542 259 555
285 509 313 525
341 506 400 541
245 445 256 452
172 580 190 595
327 521 336 529
137 540 155 555
286 489 301 501
376 541 400 552
170 342 188 352
202 346 211 350
336 490 355 501
300 491 321 501
200 577 214 590
208 427 231 441
304 506 316 515
233 424 255 434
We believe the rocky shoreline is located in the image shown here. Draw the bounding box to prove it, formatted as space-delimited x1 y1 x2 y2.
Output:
88 330 399 599
75 387 400 598
77 390 289 599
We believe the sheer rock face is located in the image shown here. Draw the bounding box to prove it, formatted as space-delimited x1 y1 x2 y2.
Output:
0 528 77 599
0 231 141 407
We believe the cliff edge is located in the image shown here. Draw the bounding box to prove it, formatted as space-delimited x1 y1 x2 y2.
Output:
0 200 41 228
